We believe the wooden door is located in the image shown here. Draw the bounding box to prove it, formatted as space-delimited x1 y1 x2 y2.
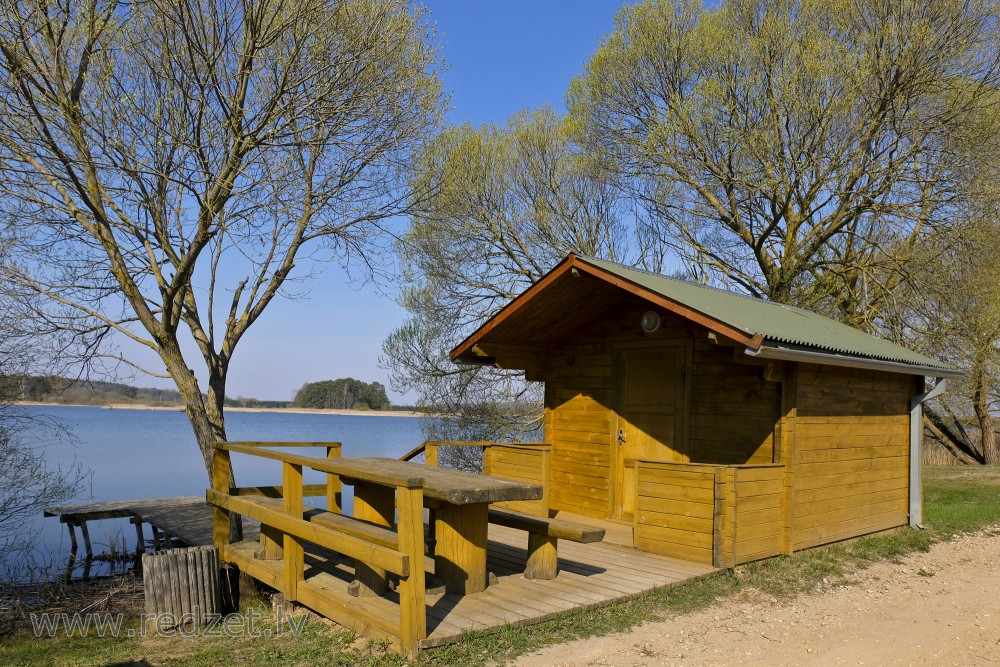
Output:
613 344 690 520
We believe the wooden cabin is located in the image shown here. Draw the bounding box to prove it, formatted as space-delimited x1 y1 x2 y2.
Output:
452 254 962 567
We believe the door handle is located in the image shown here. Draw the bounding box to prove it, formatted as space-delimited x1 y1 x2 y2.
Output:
617 429 626 444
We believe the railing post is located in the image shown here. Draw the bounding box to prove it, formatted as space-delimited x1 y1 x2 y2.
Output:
211 444 232 550
326 444 342 513
425 444 438 467
396 484 426 658
282 462 304 600
712 467 737 569
481 444 492 476
540 446 552 517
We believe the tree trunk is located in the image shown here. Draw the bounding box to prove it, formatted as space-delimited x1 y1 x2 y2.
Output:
974 374 999 465
160 346 243 541
924 406 985 464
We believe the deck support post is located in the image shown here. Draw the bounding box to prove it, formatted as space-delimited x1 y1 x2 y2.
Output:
326 445 342 514
79 521 94 560
435 502 488 594
66 521 79 556
131 517 146 555
350 482 395 596
524 533 558 580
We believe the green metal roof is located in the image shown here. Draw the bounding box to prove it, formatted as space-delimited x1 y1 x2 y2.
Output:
578 255 956 372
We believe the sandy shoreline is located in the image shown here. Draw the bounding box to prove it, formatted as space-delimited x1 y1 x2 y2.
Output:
14 401 422 418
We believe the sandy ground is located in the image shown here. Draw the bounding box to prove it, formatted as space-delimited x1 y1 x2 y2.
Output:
517 527 1000 667
15 401 420 417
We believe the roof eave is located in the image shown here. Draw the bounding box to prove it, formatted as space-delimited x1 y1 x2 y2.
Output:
449 254 580 362
745 343 964 379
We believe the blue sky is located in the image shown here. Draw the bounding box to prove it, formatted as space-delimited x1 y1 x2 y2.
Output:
130 2 628 404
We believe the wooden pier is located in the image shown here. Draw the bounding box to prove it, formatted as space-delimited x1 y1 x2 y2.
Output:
45 495 715 648
44 496 260 559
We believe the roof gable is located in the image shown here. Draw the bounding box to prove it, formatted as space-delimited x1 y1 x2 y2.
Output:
451 254 959 376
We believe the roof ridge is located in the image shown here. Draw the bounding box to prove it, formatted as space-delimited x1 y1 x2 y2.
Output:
577 254 810 313
573 253 954 371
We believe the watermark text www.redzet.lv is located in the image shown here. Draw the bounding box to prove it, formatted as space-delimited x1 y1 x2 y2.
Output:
29 607 308 638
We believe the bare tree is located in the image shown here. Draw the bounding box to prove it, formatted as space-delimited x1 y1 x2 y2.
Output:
568 0 1000 327
0 0 443 491
0 275 84 561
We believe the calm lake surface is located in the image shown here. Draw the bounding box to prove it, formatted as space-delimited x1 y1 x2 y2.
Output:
10 405 425 577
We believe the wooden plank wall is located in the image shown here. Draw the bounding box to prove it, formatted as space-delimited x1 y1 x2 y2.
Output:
790 364 913 550
689 344 781 465
732 465 784 564
482 445 550 516
543 342 615 518
633 462 715 565
540 300 783 520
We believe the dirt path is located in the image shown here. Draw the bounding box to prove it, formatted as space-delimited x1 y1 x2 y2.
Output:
516 528 1000 667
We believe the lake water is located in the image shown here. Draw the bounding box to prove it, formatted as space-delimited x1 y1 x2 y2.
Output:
9 405 425 578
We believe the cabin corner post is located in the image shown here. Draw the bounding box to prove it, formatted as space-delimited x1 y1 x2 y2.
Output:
282 462 304 600
326 444 342 514
910 378 948 528
210 444 232 550
395 484 426 657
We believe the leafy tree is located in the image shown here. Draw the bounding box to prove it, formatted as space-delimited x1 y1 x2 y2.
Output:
0 0 442 493
294 378 389 410
567 0 1000 327
892 202 1000 464
383 107 663 440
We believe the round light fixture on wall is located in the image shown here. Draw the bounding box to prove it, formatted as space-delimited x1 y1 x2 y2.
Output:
640 310 661 333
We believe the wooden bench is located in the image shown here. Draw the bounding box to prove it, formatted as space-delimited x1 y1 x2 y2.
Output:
244 496 400 552
487 508 605 580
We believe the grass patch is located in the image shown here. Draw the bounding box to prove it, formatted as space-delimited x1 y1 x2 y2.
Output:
3 465 999 666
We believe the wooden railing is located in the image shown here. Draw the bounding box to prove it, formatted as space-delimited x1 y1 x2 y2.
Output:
634 461 785 568
208 441 427 657
482 444 551 516
403 441 552 516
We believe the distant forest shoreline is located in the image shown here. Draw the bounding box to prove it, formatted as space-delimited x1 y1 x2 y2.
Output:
14 400 422 418
7 375 418 413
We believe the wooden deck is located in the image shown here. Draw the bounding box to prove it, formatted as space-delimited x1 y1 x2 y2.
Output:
227 521 715 648
45 497 716 648
44 496 261 553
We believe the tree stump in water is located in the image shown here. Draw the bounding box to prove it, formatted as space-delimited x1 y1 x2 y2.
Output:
142 546 221 632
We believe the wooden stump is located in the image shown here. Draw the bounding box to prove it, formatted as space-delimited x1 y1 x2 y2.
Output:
142 546 221 632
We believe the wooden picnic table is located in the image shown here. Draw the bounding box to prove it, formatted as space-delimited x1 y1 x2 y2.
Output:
339 457 542 595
